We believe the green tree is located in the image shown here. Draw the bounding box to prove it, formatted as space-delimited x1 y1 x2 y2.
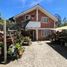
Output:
54 14 62 27
0 16 4 25
63 17 67 26
8 18 30 43
0 14 4 30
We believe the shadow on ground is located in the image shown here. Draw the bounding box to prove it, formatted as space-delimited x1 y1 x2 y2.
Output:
47 42 67 59
0 56 17 64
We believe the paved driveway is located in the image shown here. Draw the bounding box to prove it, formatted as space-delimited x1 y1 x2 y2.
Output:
0 41 67 67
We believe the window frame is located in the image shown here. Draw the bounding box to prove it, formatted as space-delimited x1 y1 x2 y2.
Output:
41 17 48 23
42 29 50 37
25 15 31 20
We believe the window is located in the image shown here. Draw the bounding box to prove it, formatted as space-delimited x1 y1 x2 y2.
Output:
42 29 50 37
25 15 31 20
31 15 35 20
31 15 35 17
41 17 48 22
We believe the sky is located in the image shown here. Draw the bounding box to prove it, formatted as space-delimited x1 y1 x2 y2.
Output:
0 0 67 19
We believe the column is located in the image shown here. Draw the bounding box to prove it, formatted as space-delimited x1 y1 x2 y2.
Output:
36 8 38 21
4 20 7 63
36 29 38 40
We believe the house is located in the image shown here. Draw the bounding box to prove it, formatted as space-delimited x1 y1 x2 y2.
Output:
9 4 58 41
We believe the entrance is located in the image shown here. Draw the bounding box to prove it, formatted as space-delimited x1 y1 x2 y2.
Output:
30 30 36 41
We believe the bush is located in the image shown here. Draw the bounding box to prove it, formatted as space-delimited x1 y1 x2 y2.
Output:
0 42 3 47
8 43 25 59
0 42 4 56
15 43 25 58
15 43 21 50
22 36 32 46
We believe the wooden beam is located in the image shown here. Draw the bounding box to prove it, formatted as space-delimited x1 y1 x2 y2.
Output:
36 8 38 21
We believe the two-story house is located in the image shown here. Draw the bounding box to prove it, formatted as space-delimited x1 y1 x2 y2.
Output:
9 4 58 41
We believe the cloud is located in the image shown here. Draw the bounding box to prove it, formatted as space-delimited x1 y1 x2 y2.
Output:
20 0 43 7
19 0 54 8
30 0 43 6
30 0 54 6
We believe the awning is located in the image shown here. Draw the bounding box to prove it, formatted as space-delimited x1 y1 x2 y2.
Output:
26 27 56 30
55 26 67 31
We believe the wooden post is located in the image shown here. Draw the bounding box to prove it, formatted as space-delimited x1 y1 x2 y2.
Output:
36 8 38 21
4 20 7 63
36 29 38 40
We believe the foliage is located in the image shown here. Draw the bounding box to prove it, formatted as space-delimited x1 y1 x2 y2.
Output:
15 42 25 56
62 17 67 26
63 17 67 23
22 36 32 46
23 36 31 42
0 19 4 25
0 42 3 47
15 43 21 50
8 44 15 55
55 14 62 27
0 16 4 25
8 43 25 58
7 19 31 58
0 15 31 60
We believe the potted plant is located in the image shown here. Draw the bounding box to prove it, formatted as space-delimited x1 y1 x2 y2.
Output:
15 43 25 58
22 36 32 46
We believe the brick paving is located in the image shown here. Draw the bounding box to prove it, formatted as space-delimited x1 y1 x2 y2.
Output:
0 41 67 67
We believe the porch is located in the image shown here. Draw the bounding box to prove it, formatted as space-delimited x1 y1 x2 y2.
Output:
25 21 55 41
24 28 54 41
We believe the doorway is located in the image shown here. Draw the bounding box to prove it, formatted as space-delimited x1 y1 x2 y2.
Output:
30 30 36 41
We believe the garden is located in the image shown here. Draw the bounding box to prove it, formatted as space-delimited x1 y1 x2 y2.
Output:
0 18 32 63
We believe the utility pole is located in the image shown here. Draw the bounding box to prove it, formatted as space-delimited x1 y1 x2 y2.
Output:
4 20 7 63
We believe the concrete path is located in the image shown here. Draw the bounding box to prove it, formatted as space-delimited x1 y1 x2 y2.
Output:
0 41 67 67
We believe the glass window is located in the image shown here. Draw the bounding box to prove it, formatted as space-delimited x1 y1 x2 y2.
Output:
31 15 35 17
42 29 50 37
41 17 48 22
25 15 31 20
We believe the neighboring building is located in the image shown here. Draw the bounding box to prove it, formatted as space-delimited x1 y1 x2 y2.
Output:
9 4 58 40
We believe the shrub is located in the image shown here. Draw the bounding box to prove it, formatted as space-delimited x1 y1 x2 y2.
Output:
8 43 25 59
15 43 25 58
0 42 3 55
0 42 3 47
22 36 32 46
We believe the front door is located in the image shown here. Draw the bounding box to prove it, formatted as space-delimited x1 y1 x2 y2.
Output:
30 30 36 41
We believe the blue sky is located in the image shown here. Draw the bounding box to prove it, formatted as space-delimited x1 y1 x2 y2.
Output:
0 0 67 19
